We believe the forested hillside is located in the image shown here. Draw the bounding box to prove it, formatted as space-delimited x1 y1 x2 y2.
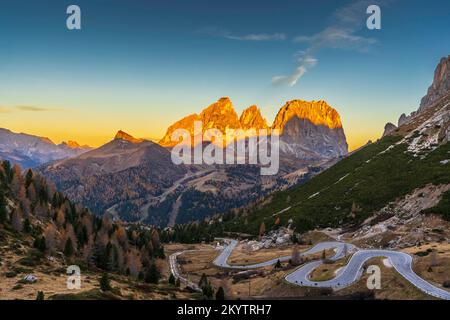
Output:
0 160 193 299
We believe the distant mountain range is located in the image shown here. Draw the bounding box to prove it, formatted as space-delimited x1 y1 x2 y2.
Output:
0 128 91 168
33 98 348 226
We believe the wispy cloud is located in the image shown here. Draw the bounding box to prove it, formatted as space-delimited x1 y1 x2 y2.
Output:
15 105 62 112
272 52 318 86
293 27 376 52
225 33 286 41
199 27 286 42
0 105 65 113
273 0 386 87
0 106 11 113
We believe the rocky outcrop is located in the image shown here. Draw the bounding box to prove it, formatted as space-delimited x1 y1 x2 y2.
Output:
239 105 268 130
398 113 409 127
382 122 397 137
114 130 144 143
419 55 450 111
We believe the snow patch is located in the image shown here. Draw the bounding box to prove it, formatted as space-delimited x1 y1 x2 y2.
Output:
383 259 393 268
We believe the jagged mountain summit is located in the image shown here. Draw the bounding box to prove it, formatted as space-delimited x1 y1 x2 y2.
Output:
272 99 343 130
114 130 145 143
61 140 90 149
0 128 91 168
420 55 450 111
382 122 397 137
159 97 242 147
383 55 450 143
239 105 269 130
159 97 349 160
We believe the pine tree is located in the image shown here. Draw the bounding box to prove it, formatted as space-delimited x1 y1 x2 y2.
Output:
202 283 214 299
11 209 23 232
175 278 181 287
216 286 225 300
34 237 46 252
274 259 282 269
25 169 33 188
0 190 7 224
99 273 112 291
198 273 208 288
64 238 74 257
144 263 160 284
168 273 175 285
2 161 12 183
36 291 45 300
23 218 32 233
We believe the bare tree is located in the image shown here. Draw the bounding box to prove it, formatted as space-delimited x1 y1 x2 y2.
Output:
11 164 23 195
56 209 65 228
83 235 95 266
11 209 23 232
127 249 142 278
431 251 439 267
65 223 78 252
44 224 58 253
274 217 281 226
151 229 160 249
291 245 301 266
258 222 266 240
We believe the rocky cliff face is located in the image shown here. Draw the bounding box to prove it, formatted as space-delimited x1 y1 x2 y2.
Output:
239 105 269 130
272 100 348 159
382 122 397 137
420 55 450 111
272 100 343 130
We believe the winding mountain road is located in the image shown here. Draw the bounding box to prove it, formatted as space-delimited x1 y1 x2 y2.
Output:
169 251 202 292
212 239 450 300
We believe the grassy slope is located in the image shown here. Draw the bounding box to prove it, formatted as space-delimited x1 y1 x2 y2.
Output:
222 136 450 235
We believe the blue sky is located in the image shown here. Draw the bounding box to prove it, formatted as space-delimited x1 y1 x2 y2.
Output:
0 0 449 149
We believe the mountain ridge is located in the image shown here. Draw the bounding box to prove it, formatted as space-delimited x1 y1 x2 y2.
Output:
159 97 348 160
0 128 91 168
